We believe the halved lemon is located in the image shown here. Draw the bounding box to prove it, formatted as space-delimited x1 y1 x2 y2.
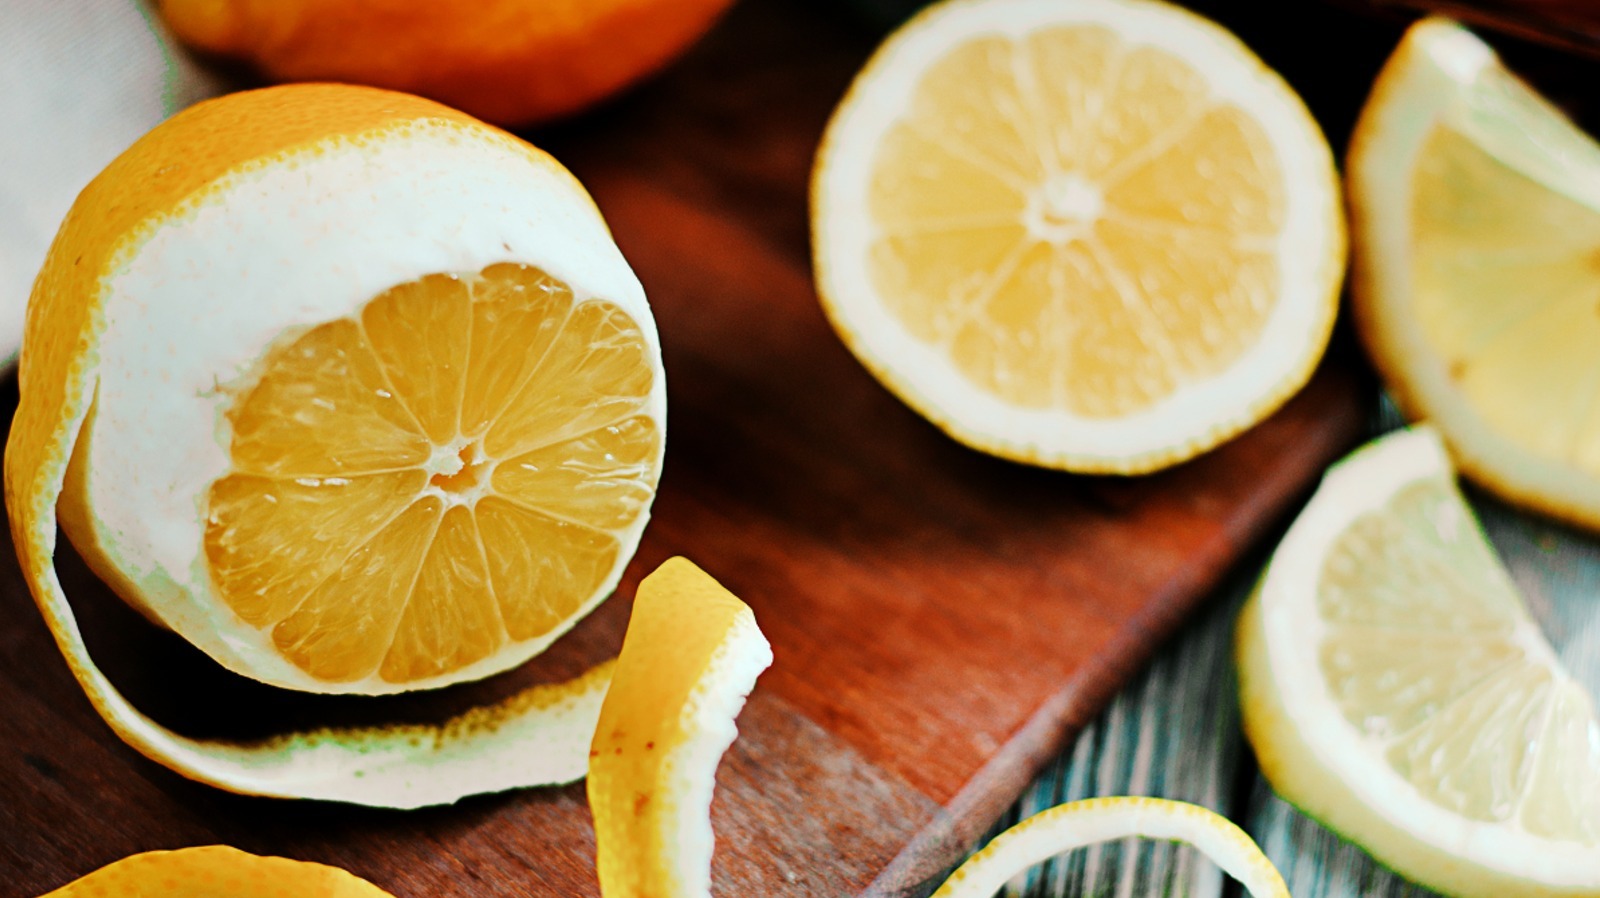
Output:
8 83 662 804
1350 19 1600 530
588 558 772 898
812 0 1343 473
1238 426 1600 898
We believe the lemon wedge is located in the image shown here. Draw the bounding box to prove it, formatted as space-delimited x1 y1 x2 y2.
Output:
1238 426 1600 897
812 0 1343 473
7 83 663 805
1350 19 1600 530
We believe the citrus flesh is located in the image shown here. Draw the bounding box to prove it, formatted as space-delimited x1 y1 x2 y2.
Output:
206 263 658 685
932 797 1287 898
1350 18 1600 529
39 847 394 898
9 83 659 805
814 0 1343 472
589 558 773 898
1239 426 1600 897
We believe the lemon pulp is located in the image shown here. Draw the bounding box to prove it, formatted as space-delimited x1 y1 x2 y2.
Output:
866 26 1285 415
205 262 660 684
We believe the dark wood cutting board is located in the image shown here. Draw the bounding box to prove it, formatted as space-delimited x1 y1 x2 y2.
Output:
0 1 1376 895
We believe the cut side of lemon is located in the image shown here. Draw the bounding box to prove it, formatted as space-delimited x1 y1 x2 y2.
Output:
39 847 394 898
932 797 1287 898
1350 18 1600 531
7 83 662 805
812 0 1343 473
1238 426 1600 898
588 558 772 898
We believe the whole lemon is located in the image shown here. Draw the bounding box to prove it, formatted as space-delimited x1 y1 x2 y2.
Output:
157 0 738 126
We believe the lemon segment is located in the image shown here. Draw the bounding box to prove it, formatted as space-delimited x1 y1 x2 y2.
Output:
39 847 394 898
931 797 1287 898
8 83 662 805
1350 18 1600 529
589 558 773 898
813 0 1343 473
1238 425 1600 897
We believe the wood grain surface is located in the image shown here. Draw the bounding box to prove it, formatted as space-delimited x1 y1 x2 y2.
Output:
0 1 1370 895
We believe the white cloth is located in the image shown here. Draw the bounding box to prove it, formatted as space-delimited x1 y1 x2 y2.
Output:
0 1 221 364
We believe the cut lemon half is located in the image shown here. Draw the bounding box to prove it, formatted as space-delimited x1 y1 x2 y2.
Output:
933 797 1287 898
589 558 772 898
7 83 662 804
1238 426 1600 898
1350 19 1600 531
812 0 1343 473
40 847 393 898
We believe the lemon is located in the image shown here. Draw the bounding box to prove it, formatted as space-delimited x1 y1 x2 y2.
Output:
1350 19 1600 531
1237 426 1600 898
589 558 772 898
933 797 1287 898
7 83 662 805
811 0 1344 473
156 0 737 127
40 847 393 898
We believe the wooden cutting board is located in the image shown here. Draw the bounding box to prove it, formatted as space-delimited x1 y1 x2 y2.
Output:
0 1 1369 895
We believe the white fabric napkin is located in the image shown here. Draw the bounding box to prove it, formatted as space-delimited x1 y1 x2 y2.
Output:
0 1 222 365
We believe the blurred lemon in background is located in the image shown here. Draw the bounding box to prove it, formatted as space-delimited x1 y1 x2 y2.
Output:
156 0 739 126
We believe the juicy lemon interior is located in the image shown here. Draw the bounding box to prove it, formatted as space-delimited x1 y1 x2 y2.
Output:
204 263 659 684
866 26 1285 416
1412 78 1600 474
1316 478 1600 842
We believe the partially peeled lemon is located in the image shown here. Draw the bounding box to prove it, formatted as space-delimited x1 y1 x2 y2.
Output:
8 83 665 806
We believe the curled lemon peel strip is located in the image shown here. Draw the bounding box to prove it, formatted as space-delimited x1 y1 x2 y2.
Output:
588 557 774 898
39 846 395 898
933 797 1289 898
4 83 641 808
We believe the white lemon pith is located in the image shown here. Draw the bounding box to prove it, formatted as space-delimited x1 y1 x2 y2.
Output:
57 117 664 695
1238 426 1600 898
812 0 1343 472
1350 19 1600 530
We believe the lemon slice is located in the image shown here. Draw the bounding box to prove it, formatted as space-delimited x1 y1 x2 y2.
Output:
812 0 1343 473
6 83 663 805
589 558 772 898
1350 19 1600 530
933 797 1287 898
1237 426 1600 898
40 847 393 898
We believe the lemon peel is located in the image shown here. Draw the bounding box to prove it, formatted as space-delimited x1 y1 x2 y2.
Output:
932 797 1288 898
38 846 394 898
6 83 663 806
588 557 773 898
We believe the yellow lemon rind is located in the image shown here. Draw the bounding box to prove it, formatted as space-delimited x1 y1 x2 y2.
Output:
588 558 773 898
